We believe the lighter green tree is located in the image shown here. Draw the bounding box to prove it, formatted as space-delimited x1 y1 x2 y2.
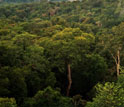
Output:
39 28 94 96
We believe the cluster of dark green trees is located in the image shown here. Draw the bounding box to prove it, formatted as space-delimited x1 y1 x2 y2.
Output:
0 0 67 3
1 0 41 3
0 0 124 107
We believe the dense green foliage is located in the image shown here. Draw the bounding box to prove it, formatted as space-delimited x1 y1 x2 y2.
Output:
0 0 124 107
86 76 124 107
0 98 17 107
23 86 73 107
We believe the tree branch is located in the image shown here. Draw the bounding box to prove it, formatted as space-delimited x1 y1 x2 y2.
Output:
109 50 117 65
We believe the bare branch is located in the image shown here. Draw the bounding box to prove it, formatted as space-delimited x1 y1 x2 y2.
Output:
109 50 117 65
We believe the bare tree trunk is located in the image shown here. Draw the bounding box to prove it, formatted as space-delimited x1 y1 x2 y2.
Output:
117 50 120 77
109 50 120 77
66 63 72 96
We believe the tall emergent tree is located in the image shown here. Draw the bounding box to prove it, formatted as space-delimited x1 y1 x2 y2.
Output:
39 28 94 96
98 22 124 77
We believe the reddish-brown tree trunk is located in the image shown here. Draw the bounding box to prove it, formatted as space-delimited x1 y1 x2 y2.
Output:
117 50 120 77
66 63 72 96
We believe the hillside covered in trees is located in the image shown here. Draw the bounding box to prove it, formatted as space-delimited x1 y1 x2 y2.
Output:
0 0 124 107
